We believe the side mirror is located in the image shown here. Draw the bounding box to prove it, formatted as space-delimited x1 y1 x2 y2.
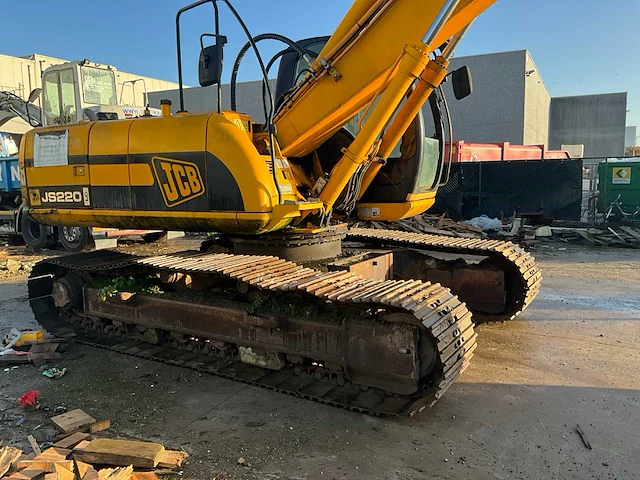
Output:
451 66 473 100
199 35 227 87
28 88 42 103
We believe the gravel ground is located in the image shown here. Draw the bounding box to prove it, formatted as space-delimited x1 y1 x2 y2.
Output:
0 239 638 479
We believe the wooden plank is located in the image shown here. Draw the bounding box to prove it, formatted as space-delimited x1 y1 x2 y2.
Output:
7 468 47 479
79 439 164 469
75 461 92 478
29 343 60 354
53 433 91 450
51 410 96 434
28 435 42 456
0 446 23 477
130 474 158 480
72 441 90 453
156 450 188 469
15 460 75 473
36 448 72 460
53 464 76 480
97 465 133 479
89 420 111 434
81 466 99 480
620 226 640 241
44 474 58 480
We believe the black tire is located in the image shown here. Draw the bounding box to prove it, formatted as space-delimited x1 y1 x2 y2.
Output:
59 226 92 253
141 231 166 243
21 214 49 250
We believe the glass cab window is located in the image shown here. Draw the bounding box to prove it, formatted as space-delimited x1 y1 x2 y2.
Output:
42 68 76 125
81 66 117 105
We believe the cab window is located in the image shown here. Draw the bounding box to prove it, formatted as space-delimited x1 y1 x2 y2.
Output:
81 66 117 105
42 68 76 125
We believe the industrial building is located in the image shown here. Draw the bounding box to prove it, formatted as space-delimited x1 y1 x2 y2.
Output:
0 52 180 133
149 49 628 158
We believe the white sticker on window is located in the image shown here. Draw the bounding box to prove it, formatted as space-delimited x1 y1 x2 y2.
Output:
34 131 69 167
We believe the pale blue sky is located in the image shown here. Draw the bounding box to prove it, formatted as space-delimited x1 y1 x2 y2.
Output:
3 1 639 130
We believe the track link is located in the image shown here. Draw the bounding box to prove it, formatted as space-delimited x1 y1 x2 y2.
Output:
346 228 542 322
28 249 477 416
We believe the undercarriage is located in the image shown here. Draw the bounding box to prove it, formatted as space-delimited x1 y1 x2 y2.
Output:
27 227 540 415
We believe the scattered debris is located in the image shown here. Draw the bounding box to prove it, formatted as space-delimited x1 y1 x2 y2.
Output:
41 368 67 380
576 424 592 449
50 410 97 435
0 436 187 479
237 457 247 466
18 391 40 410
353 213 485 238
15 418 25 427
26 436 41 456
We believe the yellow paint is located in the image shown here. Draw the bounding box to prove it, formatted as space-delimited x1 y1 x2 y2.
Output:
26 165 89 186
356 198 435 221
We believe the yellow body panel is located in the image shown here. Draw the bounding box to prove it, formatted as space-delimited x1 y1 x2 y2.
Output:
357 196 436 221
21 113 313 234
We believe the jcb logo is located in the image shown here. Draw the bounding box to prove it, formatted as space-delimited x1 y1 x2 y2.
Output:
152 156 205 207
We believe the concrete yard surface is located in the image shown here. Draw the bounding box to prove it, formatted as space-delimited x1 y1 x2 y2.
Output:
0 241 638 479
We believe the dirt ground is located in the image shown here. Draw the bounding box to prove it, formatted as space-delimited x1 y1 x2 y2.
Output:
0 238 638 480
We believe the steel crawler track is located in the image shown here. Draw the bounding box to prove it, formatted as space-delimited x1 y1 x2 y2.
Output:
28 249 477 416
347 228 542 322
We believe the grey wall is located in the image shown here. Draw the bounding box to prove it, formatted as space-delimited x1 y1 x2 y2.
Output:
523 51 550 145
549 93 627 157
626 126 637 147
148 79 276 123
438 50 527 145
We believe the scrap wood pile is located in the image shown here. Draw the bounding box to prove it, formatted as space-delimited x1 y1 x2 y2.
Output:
551 225 640 248
352 213 485 238
0 410 187 479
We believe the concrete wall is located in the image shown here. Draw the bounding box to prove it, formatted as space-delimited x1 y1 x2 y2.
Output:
549 93 627 157
626 126 637 147
523 52 550 145
147 80 278 124
439 50 528 145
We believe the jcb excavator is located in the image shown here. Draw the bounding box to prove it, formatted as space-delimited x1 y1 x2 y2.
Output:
23 0 541 415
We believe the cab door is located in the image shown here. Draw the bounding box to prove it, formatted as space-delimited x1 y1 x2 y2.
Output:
42 67 78 126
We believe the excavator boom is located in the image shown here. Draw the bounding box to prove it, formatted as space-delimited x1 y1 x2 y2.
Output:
274 0 495 159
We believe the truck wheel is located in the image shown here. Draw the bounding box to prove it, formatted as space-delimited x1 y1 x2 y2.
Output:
21 215 49 251
59 226 92 253
142 231 166 243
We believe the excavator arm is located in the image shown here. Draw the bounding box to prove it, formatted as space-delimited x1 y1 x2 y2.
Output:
273 0 496 215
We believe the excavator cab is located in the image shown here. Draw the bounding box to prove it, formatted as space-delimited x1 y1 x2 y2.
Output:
274 36 458 221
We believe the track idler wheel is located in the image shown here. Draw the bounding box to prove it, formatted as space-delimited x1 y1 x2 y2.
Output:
52 276 85 309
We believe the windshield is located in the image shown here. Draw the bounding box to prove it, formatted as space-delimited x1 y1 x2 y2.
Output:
81 66 117 105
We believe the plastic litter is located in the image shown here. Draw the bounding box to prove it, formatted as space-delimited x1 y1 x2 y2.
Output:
42 367 67 379
461 215 503 232
15 417 25 426
19 390 40 409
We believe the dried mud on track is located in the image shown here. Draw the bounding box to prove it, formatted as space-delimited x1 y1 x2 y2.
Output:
0 239 639 479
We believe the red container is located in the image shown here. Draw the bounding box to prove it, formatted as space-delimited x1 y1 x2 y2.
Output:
446 141 570 162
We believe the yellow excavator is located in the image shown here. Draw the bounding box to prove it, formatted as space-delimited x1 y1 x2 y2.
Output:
23 0 541 415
